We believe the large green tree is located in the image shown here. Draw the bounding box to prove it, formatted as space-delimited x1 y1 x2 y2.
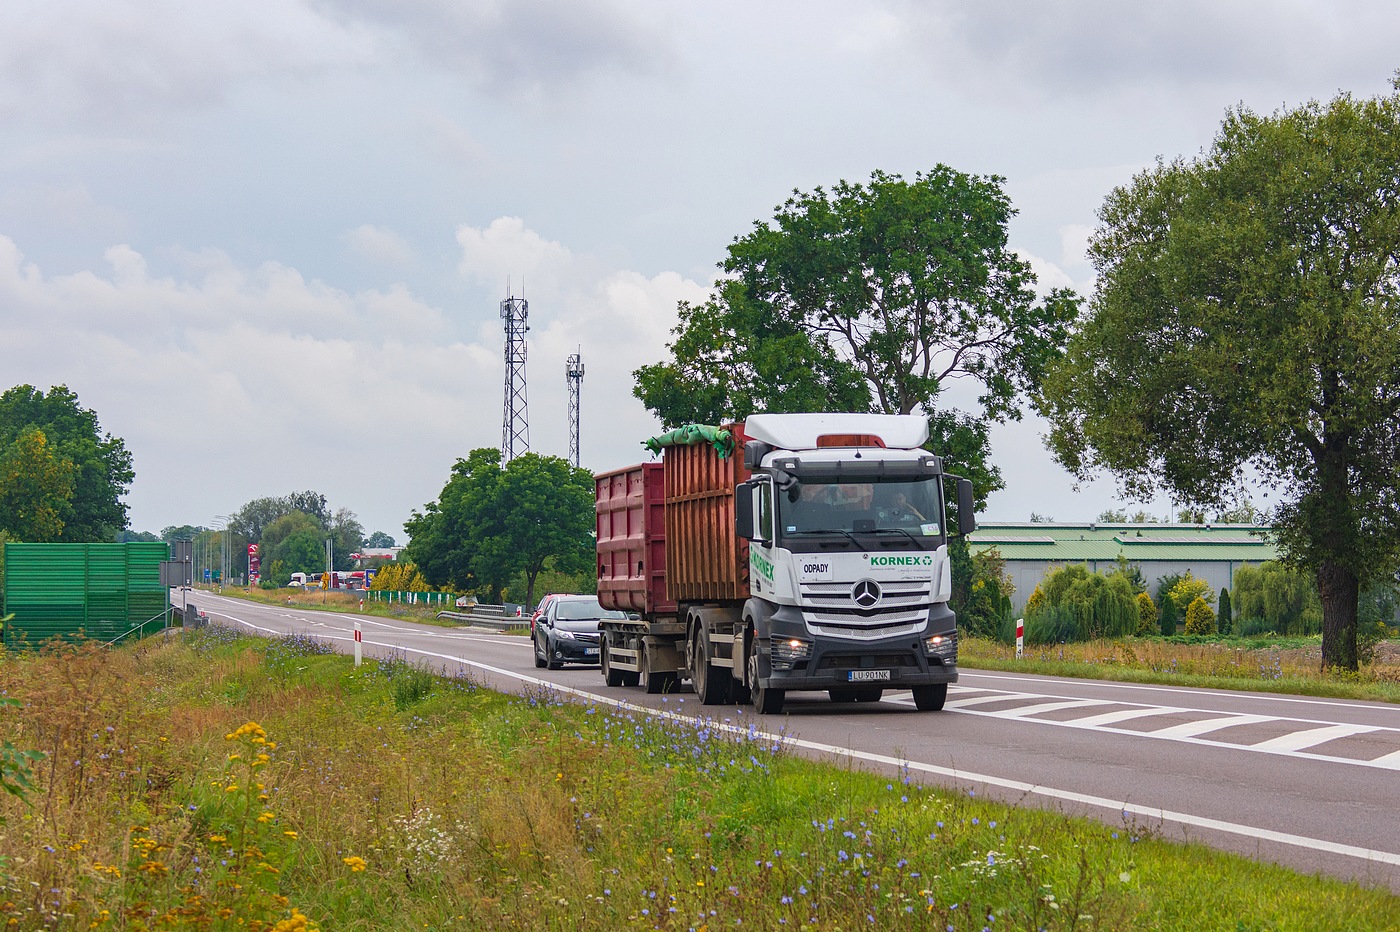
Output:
634 168 1079 506
0 428 75 541
405 450 594 606
0 385 133 541
1039 82 1400 670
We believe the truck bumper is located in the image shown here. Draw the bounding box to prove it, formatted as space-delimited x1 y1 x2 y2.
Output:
759 603 958 692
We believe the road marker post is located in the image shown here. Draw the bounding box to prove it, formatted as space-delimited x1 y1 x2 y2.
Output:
1015 618 1024 659
354 622 363 667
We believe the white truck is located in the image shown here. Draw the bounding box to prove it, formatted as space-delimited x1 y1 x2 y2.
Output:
595 412 975 714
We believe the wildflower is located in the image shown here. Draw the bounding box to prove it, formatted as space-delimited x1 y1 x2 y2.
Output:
284 831 299 839
343 856 367 872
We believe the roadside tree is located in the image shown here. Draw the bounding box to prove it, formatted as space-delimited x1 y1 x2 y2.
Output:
0 385 133 541
405 450 594 607
1039 83 1400 670
0 428 75 541
634 167 1079 513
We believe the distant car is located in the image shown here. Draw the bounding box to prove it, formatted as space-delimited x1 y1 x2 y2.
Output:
530 593 566 635
532 595 628 670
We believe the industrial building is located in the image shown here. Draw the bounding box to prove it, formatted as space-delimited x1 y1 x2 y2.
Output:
968 523 1278 613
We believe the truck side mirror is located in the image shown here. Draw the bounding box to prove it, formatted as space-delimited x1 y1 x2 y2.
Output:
735 483 756 540
957 478 977 536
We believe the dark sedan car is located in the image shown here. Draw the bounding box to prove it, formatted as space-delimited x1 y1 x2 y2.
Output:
533 595 628 670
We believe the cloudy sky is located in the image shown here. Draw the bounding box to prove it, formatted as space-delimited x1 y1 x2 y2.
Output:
2 1 1396 540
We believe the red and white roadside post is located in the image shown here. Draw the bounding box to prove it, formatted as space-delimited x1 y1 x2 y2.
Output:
354 622 363 667
1015 617 1024 659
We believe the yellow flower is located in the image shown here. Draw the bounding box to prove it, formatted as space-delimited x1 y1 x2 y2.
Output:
283 831 299 839
342 856 367 872
208 835 227 843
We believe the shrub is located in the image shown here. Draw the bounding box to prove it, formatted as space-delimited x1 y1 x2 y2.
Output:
1169 571 1213 610
1218 587 1233 635
1183 597 1217 636
1159 594 1178 636
1135 592 1158 636
1023 563 1137 643
1233 562 1323 635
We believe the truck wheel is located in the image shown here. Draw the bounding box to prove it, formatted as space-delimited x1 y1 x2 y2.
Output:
691 626 731 706
911 683 948 711
854 688 883 703
829 688 856 703
639 643 673 693
602 640 625 687
747 642 784 715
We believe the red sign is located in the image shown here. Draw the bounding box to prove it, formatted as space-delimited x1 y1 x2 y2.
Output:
248 544 259 556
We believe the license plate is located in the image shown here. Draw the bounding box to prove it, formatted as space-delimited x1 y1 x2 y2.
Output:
584 648 599 655
848 669 891 682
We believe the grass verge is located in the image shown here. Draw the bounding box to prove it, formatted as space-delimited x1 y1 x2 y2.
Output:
0 627 1394 929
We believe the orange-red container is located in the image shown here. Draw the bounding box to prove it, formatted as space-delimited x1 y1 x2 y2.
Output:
595 423 751 616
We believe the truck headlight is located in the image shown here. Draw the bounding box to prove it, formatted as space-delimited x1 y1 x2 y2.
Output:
924 632 958 664
771 637 813 670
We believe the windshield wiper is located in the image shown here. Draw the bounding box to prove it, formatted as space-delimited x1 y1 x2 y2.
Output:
785 528 860 546
862 527 924 546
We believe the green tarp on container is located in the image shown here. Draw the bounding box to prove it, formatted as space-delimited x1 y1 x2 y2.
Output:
643 424 733 458
2 542 168 648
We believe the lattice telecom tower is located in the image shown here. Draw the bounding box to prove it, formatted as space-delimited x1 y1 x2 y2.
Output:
566 349 585 468
500 294 529 462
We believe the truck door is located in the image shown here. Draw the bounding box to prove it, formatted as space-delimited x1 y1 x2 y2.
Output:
749 477 778 597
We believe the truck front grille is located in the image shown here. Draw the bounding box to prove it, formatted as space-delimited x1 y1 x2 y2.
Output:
800 580 930 640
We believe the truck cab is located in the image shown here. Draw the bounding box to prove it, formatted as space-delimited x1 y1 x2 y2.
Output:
733 414 974 712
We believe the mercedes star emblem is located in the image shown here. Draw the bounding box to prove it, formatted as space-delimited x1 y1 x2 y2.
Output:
852 579 881 608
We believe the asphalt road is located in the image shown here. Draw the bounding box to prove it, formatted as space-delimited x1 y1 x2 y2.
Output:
184 591 1400 893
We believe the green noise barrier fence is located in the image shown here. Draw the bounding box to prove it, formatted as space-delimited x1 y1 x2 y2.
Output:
3 542 169 648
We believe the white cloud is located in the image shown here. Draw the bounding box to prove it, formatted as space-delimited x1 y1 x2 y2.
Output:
1059 224 1093 270
342 224 416 268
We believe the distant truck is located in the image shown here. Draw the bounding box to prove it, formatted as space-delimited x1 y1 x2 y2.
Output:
595 413 974 714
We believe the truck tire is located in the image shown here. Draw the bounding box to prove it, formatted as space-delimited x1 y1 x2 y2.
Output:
746 640 784 715
640 643 675 694
854 688 883 703
911 683 948 711
601 640 625 687
690 625 731 706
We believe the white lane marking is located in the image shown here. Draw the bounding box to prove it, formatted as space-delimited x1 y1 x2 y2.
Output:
1371 748 1400 768
888 686 1400 771
1070 707 1178 727
1148 714 1274 738
943 692 1042 708
958 669 1400 716
995 699 1106 718
1250 723 1382 752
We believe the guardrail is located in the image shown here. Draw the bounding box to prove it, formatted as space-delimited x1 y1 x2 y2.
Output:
436 609 527 631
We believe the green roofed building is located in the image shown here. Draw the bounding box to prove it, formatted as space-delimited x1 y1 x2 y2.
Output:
968 523 1278 613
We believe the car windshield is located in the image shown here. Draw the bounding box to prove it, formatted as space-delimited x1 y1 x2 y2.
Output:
781 478 941 536
555 598 628 621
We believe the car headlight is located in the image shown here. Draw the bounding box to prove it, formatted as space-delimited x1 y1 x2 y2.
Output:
555 629 577 640
771 637 813 670
923 632 958 663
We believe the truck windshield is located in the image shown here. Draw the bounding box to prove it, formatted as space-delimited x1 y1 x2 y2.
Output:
780 478 942 537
